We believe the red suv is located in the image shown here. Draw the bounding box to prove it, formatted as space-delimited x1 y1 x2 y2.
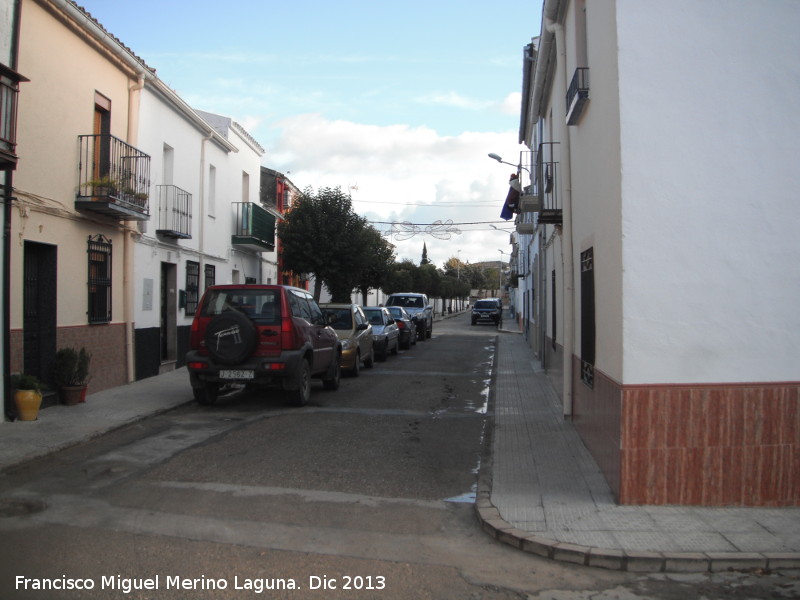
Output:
186 285 341 406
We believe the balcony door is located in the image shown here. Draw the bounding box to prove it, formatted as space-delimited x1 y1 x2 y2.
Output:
23 242 57 382
93 92 111 179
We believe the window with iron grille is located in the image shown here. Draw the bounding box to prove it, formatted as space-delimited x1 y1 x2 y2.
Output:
580 247 595 388
204 264 216 290
186 260 199 315
87 234 112 324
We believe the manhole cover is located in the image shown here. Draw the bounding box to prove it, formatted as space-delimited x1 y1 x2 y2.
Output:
0 497 47 517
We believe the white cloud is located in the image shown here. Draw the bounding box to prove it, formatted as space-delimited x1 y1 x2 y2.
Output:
414 91 493 110
268 114 522 267
500 92 522 115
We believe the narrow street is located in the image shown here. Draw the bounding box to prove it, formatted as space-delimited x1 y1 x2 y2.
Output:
1 314 796 599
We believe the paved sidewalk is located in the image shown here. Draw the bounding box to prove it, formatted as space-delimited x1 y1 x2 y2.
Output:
475 313 800 572
0 367 192 471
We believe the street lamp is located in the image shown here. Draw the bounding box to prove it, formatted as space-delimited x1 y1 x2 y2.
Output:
488 153 530 173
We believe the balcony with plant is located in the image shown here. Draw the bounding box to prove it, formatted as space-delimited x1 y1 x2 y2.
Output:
76 134 151 221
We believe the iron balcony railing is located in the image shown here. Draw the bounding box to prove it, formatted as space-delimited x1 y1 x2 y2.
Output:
566 67 590 125
231 202 276 252
155 184 192 239
534 142 562 225
0 64 27 169
77 134 151 220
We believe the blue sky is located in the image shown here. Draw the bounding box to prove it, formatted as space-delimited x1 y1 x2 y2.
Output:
76 0 544 266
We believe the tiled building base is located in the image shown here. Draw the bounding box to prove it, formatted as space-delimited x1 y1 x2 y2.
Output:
572 356 799 507
11 324 128 395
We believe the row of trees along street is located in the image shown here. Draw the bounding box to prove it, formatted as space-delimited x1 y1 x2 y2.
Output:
277 187 504 304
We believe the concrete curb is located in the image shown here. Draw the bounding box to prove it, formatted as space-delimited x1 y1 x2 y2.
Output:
475 493 800 572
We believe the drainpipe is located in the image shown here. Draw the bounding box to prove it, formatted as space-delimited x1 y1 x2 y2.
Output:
118 73 146 384
546 15 575 419
3 0 22 419
127 73 145 144
2 174 11 419
199 133 213 282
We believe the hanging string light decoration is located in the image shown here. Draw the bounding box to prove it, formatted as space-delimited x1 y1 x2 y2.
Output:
383 219 462 240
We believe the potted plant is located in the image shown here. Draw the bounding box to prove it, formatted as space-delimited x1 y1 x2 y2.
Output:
81 175 118 199
11 374 43 421
52 347 91 405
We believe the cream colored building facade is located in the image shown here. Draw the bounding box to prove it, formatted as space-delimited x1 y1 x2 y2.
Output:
11 0 152 395
9 0 277 408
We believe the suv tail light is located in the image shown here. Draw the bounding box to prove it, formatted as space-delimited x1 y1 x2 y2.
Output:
279 291 298 349
190 316 205 352
189 295 211 354
281 315 297 349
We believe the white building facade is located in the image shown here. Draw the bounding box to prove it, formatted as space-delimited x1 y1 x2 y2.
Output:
516 0 800 506
132 97 276 379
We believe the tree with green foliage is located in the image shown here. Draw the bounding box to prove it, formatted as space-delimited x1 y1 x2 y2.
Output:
382 259 415 295
355 227 396 305
415 262 439 298
277 186 374 302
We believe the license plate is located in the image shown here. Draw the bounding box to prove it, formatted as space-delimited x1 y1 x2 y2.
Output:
219 369 254 380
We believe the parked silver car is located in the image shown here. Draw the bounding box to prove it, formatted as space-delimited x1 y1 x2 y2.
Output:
362 306 400 361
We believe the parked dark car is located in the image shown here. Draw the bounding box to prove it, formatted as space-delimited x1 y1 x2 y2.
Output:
385 292 432 340
362 306 400 360
386 305 417 349
320 303 375 376
186 285 341 406
471 298 502 326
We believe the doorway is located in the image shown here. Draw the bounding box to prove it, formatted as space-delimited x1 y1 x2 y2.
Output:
23 242 57 382
160 262 177 364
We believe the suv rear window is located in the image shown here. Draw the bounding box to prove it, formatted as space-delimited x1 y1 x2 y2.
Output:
386 295 424 308
474 300 496 309
200 288 281 325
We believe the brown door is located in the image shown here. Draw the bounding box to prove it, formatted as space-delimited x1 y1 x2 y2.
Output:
23 242 57 383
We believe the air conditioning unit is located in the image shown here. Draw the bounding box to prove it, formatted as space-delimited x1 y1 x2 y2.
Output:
516 221 535 234
518 194 541 213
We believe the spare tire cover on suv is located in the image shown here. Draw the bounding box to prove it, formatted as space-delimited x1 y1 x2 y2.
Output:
203 310 257 365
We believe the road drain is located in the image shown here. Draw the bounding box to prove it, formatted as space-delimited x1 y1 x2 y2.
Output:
444 492 476 503
0 497 47 518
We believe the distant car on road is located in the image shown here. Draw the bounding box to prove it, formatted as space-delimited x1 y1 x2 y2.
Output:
320 303 375 376
362 306 400 361
386 305 417 349
385 292 433 340
471 298 502 327
186 285 341 406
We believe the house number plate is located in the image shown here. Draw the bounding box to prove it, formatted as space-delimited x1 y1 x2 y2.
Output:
220 369 254 380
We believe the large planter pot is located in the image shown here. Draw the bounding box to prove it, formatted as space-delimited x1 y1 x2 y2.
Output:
61 385 86 406
14 390 43 421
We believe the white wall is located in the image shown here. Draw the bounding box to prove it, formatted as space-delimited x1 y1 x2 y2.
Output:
134 86 211 329
569 0 624 381
617 0 800 384
222 125 266 285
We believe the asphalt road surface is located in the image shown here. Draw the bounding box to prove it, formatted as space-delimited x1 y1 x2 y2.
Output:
1 313 797 599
